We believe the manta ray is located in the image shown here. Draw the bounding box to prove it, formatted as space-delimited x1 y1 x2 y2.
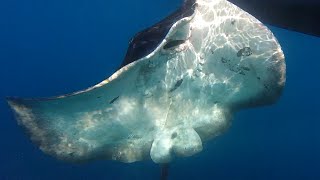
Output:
7 0 286 168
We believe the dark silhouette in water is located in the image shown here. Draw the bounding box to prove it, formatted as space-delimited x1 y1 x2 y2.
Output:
228 0 320 37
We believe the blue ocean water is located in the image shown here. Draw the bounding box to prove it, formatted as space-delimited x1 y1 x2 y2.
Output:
1 0 320 179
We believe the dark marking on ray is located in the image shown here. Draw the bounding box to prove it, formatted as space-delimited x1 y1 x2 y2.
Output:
221 57 229 63
109 96 120 104
220 57 249 75
231 19 236 25
238 70 245 75
237 47 252 57
163 39 186 50
241 66 250 71
170 79 184 92
171 132 177 139
224 63 247 75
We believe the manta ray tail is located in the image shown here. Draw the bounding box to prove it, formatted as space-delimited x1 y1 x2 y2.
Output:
160 164 169 180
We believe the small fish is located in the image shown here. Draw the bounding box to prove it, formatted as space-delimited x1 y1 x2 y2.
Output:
169 79 183 92
109 96 120 104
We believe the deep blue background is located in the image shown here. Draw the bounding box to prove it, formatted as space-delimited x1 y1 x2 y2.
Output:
1 0 320 179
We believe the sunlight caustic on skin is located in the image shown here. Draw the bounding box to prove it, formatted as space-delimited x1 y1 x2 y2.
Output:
7 0 285 164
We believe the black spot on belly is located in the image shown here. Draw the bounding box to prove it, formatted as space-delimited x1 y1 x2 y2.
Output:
170 79 183 92
237 47 252 57
231 19 236 25
221 57 230 63
163 39 186 50
171 132 177 139
109 96 120 104
241 66 250 71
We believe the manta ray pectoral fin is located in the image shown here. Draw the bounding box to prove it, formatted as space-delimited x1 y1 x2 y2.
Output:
6 64 147 163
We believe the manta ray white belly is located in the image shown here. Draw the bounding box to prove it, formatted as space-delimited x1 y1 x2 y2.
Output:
7 0 285 164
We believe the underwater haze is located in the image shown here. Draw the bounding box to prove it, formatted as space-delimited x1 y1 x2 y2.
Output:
1 0 320 179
